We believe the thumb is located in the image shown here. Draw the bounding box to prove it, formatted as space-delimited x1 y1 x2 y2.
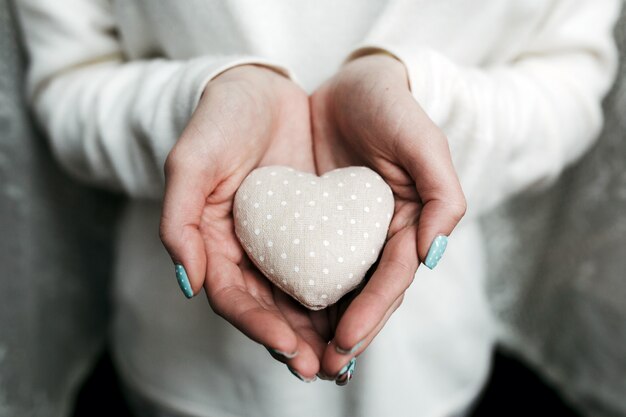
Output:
394 101 466 269
416 196 466 269
159 152 218 298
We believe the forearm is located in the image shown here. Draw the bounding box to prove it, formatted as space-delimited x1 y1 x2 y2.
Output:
33 56 287 198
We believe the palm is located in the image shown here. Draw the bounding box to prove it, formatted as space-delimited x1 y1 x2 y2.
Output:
312 76 423 242
310 63 425 376
163 59 463 382
199 199 299 350
162 65 330 379
199 184 330 376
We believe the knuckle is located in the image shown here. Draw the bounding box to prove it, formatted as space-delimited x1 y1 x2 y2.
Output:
158 221 174 247
394 294 405 311
449 197 467 220
164 142 218 189
206 286 235 319
158 216 186 254
207 298 223 317
206 292 226 318
163 148 183 177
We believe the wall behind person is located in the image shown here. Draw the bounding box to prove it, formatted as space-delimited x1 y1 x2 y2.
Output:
483 5 626 417
0 1 122 416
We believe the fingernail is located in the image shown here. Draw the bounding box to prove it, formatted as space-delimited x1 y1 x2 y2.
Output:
288 366 317 383
336 358 355 377
267 347 298 360
335 358 357 386
335 339 364 355
424 235 448 270
316 371 335 381
174 264 194 298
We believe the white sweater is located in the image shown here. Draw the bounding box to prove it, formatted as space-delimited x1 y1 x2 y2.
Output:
16 1 619 417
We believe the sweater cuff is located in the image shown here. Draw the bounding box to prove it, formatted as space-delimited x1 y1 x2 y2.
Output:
188 56 297 110
343 44 458 131
156 56 296 173
344 44 413 89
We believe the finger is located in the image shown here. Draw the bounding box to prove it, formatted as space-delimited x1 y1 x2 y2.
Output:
328 289 360 336
310 84 364 173
321 293 404 379
204 253 299 354
160 147 219 297
308 309 333 342
265 332 320 383
327 303 340 335
330 227 419 357
273 288 326 380
393 94 466 267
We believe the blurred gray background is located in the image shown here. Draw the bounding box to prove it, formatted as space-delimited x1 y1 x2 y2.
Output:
483 6 626 417
0 0 122 416
0 1 624 416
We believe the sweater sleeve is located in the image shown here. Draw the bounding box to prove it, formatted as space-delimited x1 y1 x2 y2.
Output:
349 0 620 218
15 0 292 199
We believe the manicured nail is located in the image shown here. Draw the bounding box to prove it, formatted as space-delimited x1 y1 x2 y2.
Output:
336 339 365 355
336 358 355 377
336 358 357 386
424 235 448 270
267 347 298 360
174 264 193 298
316 371 334 381
288 366 316 383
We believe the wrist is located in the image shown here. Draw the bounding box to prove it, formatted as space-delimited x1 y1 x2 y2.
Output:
202 63 291 104
331 55 409 108
341 48 409 90
213 63 287 82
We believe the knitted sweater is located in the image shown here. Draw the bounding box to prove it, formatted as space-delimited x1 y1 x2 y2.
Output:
16 1 619 416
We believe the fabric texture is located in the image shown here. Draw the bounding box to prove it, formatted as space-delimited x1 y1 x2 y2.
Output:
15 0 294 199
482 7 626 417
354 0 621 220
234 166 394 310
11 1 621 417
0 1 121 416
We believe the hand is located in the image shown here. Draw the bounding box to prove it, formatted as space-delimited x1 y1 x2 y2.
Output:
160 65 328 380
311 53 467 380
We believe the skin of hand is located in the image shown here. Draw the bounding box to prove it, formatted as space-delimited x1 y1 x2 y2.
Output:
310 53 467 380
159 65 331 381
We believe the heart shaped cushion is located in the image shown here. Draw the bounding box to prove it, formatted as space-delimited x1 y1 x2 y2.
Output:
233 166 394 310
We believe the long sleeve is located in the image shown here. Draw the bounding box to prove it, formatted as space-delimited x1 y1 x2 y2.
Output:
352 0 620 218
15 0 291 199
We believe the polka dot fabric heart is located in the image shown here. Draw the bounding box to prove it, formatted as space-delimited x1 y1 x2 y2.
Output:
234 166 394 310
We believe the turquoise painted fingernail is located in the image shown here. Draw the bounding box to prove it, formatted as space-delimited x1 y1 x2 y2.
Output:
336 358 357 386
337 358 354 377
424 235 448 270
336 339 364 355
174 264 193 298
288 366 316 383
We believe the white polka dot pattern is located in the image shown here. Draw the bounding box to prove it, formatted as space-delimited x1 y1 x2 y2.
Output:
234 166 394 310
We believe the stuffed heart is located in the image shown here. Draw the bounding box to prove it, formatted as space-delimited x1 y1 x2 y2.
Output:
233 166 394 310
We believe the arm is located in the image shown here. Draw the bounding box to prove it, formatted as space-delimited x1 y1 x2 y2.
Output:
17 0 327 380
15 0 290 198
312 0 620 380
352 0 620 217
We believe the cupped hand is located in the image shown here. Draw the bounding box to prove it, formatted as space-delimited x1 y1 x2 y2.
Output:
160 65 329 380
310 53 467 381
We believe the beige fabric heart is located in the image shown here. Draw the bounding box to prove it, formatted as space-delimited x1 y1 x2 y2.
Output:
233 166 394 310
